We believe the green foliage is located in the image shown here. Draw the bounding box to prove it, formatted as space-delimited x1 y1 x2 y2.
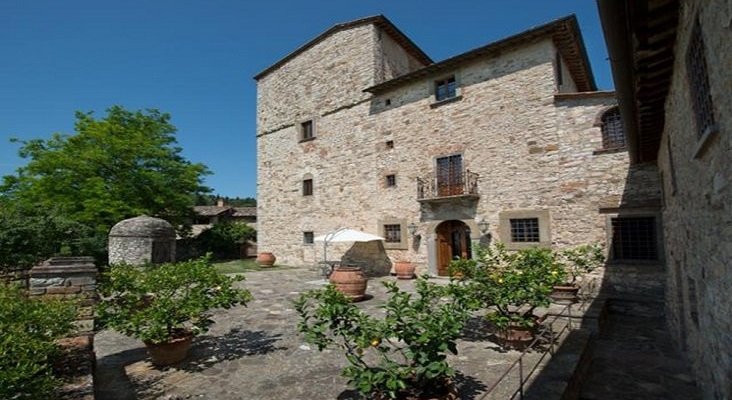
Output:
98 256 252 344
195 194 256 207
195 222 256 259
1 106 210 265
560 243 605 284
294 278 471 399
0 284 76 399
450 244 563 330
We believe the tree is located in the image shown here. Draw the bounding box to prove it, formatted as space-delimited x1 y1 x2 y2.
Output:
0 106 210 266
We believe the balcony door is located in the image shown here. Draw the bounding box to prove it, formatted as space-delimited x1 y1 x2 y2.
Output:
436 154 463 196
436 220 472 276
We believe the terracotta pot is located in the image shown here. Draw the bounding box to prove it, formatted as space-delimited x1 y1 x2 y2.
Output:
550 284 580 304
256 252 276 267
495 314 542 350
394 261 416 279
329 266 367 302
144 331 193 366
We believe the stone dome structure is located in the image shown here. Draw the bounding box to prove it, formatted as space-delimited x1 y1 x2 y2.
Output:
108 215 176 266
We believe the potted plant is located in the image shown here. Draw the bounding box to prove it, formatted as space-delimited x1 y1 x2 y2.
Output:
450 244 559 349
294 278 471 399
550 244 604 304
98 255 252 366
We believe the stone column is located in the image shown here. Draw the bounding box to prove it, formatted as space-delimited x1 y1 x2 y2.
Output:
29 256 98 333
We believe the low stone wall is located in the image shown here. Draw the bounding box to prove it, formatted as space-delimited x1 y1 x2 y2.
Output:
29 257 98 400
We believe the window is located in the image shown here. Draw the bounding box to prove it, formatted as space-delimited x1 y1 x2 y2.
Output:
686 19 716 139
385 174 396 187
385 140 394 149
610 216 657 261
302 179 313 196
510 218 540 242
600 107 626 150
303 231 314 245
555 51 563 87
383 224 402 243
435 76 457 101
436 154 463 196
300 120 314 141
499 210 551 249
385 99 391 106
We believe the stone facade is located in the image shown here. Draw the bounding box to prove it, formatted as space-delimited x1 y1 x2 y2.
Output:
654 1 731 398
256 16 660 275
108 215 176 266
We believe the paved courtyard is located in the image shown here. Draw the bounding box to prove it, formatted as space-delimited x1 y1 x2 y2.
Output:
94 267 565 400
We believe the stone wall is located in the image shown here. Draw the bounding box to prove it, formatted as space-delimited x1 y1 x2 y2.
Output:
656 1 732 398
257 32 654 272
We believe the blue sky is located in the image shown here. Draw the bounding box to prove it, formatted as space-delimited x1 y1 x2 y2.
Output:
0 1 612 198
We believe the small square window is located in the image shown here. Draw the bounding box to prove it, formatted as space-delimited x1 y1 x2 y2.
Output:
383 224 401 243
385 140 394 149
435 76 457 102
510 218 540 242
302 179 313 196
385 174 396 187
300 120 314 141
610 216 657 261
303 231 314 244
385 99 391 106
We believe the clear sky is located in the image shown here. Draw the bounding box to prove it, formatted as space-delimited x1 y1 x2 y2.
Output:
0 0 612 198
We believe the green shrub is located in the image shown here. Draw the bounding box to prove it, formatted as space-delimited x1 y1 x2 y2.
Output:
294 278 471 399
560 243 605 284
98 255 252 343
194 222 256 259
0 284 76 399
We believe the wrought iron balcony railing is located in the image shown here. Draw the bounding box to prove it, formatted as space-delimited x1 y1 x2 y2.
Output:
416 169 479 200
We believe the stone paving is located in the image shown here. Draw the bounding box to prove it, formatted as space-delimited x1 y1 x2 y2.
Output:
94 268 569 400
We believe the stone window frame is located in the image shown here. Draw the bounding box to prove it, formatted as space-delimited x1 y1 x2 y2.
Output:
592 106 628 155
686 17 719 159
303 231 314 245
298 118 317 143
603 210 663 265
498 209 551 250
430 73 463 107
378 218 408 250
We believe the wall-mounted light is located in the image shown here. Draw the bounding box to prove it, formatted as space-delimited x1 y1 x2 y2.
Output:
407 223 418 236
478 220 489 234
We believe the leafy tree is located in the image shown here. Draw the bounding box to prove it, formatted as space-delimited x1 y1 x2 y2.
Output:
0 106 210 266
195 194 256 207
195 222 256 259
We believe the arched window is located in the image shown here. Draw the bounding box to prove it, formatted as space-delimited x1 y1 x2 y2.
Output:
600 107 626 150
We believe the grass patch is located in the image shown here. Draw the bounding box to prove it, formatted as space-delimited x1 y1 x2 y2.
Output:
213 259 291 274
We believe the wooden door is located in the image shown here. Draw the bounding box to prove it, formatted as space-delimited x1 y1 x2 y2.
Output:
436 220 472 276
436 155 463 196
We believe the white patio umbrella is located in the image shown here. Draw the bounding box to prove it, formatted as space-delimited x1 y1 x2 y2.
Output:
314 228 384 265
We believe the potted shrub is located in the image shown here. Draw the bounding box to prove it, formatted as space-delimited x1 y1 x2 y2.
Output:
294 278 471 399
550 244 605 304
98 256 252 366
450 244 560 349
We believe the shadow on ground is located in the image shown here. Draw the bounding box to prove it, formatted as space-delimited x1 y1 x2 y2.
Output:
336 372 488 400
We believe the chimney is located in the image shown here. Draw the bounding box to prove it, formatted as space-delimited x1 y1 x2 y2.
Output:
217 199 225 207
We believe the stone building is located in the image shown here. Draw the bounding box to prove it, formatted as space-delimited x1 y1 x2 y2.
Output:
598 1 731 398
255 15 661 275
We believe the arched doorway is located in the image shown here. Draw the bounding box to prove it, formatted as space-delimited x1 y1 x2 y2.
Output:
435 220 472 276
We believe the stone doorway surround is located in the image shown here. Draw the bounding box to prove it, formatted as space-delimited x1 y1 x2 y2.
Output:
424 219 481 276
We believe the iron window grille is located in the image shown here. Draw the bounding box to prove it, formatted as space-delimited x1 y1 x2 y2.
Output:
510 218 540 242
435 76 457 101
383 224 402 243
303 231 314 244
385 174 396 187
686 19 716 139
601 108 626 149
302 179 313 196
610 217 657 261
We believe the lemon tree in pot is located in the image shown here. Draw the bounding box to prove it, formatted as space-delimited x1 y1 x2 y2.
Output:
294 278 471 399
550 244 604 304
450 244 560 349
98 255 252 366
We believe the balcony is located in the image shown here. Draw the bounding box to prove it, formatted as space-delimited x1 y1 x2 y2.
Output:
417 169 479 202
